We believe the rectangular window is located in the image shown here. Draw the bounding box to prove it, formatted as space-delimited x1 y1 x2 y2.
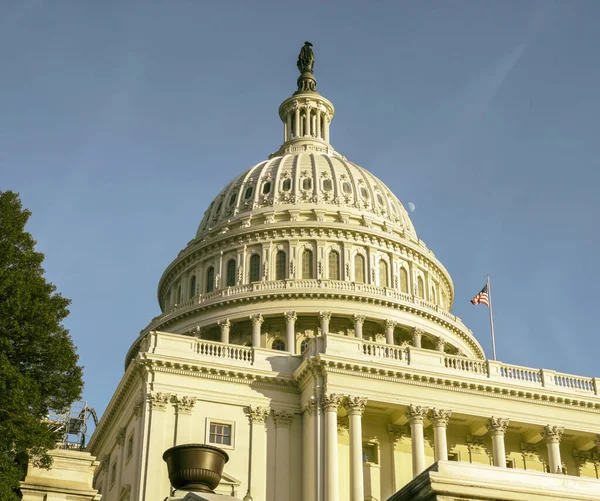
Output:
209 423 232 446
448 452 460 462
362 443 378 464
506 458 515 468
127 434 134 460
110 462 117 487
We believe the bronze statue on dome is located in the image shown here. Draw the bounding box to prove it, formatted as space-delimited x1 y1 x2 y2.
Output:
297 41 315 74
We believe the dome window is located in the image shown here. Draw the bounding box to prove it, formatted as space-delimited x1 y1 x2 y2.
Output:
328 250 340 280
226 259 236 287
323 179 333 191
215 201 223 214
354 254 365 283
379 260 389 287
275 250 286 280
282 178 292 192
417 276 425 298
342 182 352 195
302 250 314 279
376 193 384 206
228 193 237 207
206 267 215 293
249 254 261 282
262 182 272 194
271 338 285 351
244 186 254 200
360 187 369 199
400 267 409 293
302 178 312 190
189 275 197 298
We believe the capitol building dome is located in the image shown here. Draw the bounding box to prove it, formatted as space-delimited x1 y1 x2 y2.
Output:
125 46 485 367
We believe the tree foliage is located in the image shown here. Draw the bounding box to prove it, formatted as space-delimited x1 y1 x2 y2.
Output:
0 191 84 500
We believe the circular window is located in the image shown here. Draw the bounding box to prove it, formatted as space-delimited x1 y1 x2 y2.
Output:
342 182 352 195
244 186 254 200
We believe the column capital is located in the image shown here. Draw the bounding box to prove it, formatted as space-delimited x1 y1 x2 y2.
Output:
116 426 127 446
487 417 509 435
406 404 429 424
245 405 271 424
171 395 196 415
319 311 332 322
337 417 349 435
435 336 446 351
344 396 367 416
411 327 424 338
218 318 231 329
133 397 143 418
301 396 318 415
250 314 264 326
284 311 297 322
273 410 293 428
430 408 452 427
353 314 366 325
147 392 171 411
385 319 397 329
322 393 343 411
388 424 408 444
542 425 564 443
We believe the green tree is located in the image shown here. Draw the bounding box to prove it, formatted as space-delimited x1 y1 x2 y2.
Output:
0 191 84 500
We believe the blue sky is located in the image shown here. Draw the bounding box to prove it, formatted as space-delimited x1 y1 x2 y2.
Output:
2 1 599 417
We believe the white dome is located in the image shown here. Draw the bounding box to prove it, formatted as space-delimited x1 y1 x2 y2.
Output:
196 151 417 242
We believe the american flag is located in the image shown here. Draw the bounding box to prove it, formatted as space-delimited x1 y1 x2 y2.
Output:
471 283 489 306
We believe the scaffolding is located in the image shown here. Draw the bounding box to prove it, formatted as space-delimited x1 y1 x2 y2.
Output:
46 401 99 450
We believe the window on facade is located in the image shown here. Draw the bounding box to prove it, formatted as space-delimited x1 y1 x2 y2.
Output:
282 178 292 191
272 338 285 351
215 201 223 214
379 260 388 287
354 254 365 283
244 186 254 200
249 254 261 282
376 193 384 206
506 458 515 468
228 193 237 206
206 267 215 293
362 443 378 464
110 462 117 487
360 187 369 199
400 267 409 293
302 178 312 190
262 181 271 194
300 339 309 353
189 275 197 298
127 434 134 460
328 251 340 280
448 452 460 462
275 250 286 280
209 423 232 446
417 276 425 298
342 182 352 194
430 285 436 304
226 259 236 287
323 178 333 191
302 250 314 279
176 284 182 304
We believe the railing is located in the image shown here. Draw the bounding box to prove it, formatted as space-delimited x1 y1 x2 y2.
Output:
554 373 596 393
499 364 542 384
444 354 487 374
363 340 408 362
195 339 253 363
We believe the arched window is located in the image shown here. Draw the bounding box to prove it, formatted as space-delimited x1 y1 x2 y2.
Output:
379 260 388 287
300 339 309 353
302 250 314 279
189 275 197 298
430 285 437 304
275 250 286 280
354 254 365 283
417 276 425 298
206 267 215 293
244 186 253 200
282 178 292 191
328 250 340 280
249 254 261 282
226 259 236 287
271 338 285 351
400 267 409 293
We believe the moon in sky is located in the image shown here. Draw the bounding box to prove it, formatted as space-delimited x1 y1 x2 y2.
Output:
407 202 416 212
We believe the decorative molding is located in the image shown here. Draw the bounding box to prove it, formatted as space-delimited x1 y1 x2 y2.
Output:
405 404 428 424
388 424 408 444
171 395 196 415
430 408 452 428
384 319 397 329
319 311 332 322
147 392 170 411
133 398 143 418
542 425 564 443
353 314 366 326
116 427 126 447
520 442 541 460
344 396 367 416
301 396 318 415
466 434 486 452
487 417 509 435
245 406 270 424
273 410 293 428
337 416 349 434
322 393 343 412
284 311 297 322
218 319 231 330
250 314 264 326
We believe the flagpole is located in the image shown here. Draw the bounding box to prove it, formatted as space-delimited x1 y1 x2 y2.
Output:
487 275 497 361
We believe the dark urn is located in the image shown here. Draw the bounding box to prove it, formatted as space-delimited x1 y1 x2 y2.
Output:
163 444 229 493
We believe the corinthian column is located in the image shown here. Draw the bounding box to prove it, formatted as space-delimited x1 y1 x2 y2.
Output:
285 311 297 354
542 425 564 473
385 320 396 345
345 397 367 501
323 394 343 501
301 398 317 501
430 409 451 462
250 314 264 348
353 314 365 339
487 417 509 467
273 411 293 501
245 406 270 501
411 327 423 348
218 319 231 344
406 404 429 477
320 311 332 335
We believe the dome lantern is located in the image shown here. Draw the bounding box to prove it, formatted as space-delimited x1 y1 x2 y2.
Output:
273 42 336 158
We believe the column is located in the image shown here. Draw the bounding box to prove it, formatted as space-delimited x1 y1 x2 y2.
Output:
487 417 509 467
250 314 264 348
142 392 172 499
385 320 396 345
172 396 196 444
285 311 297 354
301 398 317 501
305 106 311 136
316 109 322 138
245 406 270 501
323 394 343 501
388 425 406 493
218 319 231 344
284 120 288 143
294 107 301 138
115 426 126 494
435 337 445 353
411 327 423 348
320 311 332 335
345 397 367 501
324 114 330 143
430 409 451 462
353 314 365 339
274 411 293 501
286 113 292 141
542 425 564 473
406 404 428 477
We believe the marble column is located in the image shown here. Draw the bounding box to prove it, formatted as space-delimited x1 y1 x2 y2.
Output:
286 113 292 141
142 392 172 499
411 327 423 348
385 320 396 345
305 106 311 137
250 314 264 348
430 409 451 462
320 311 332 335
487 417 509 467
388 425 406 493
345 397 367 501
274 411 293 501
316 109 322 138
285 311 297 354
245 406 270 501
323 394 343 501
218 319 231 344
172 396 196 444
353 314 365 339
301 398 317 501
435 337 445 353
324 115 330 143
294 106 301 138
542 425 564 473
406 404 429 477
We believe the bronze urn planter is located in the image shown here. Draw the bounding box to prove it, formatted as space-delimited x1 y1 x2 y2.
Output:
162 444 229 493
